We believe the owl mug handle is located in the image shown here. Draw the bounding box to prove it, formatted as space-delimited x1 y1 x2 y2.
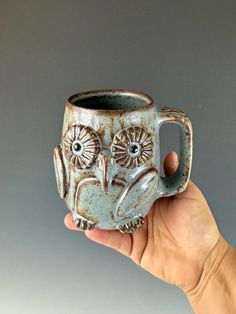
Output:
158 107 193 197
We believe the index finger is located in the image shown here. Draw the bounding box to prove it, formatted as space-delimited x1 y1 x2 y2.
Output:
64 212 84 232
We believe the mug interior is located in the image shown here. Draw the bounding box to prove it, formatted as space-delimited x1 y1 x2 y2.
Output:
69 90 153 111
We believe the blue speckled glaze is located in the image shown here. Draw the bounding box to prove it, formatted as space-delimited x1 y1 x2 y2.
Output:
53 89 193 232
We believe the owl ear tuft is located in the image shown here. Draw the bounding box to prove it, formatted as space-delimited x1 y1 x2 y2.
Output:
53 145 69 199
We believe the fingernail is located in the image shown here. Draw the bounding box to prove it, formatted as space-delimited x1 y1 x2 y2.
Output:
172 152 178 163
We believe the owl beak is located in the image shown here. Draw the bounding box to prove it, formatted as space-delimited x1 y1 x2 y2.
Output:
96 152 112 193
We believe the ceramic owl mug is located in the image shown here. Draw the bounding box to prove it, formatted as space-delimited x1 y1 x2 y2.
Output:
53 89 193 233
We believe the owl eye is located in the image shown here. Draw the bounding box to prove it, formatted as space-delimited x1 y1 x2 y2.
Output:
72 141 82 154
63 125 100 169
128 143 141 156
111 127 153 169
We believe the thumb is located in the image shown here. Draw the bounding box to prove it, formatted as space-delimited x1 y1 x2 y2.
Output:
163 151 179 177
163 151 200 195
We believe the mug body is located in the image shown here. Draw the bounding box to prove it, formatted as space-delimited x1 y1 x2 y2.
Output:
54 89 161 230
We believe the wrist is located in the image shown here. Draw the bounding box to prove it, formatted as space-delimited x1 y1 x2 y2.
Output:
186 235 236 313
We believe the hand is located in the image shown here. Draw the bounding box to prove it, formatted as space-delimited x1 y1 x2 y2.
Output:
64 151 221 292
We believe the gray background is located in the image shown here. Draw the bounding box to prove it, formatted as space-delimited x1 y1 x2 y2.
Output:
0 0 236 313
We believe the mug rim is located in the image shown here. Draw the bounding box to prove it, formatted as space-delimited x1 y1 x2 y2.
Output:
67 88 154 114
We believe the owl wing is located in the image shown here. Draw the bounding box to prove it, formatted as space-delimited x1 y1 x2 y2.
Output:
53 145 68 199
115 168 158 219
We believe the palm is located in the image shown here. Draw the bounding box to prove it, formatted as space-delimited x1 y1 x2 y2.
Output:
65 151 220 291
137 182 219 291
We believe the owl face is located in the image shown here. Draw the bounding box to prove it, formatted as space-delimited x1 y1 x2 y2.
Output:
61 123 154 193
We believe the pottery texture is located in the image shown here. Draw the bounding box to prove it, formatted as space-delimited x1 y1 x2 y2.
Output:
53 89 193 233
